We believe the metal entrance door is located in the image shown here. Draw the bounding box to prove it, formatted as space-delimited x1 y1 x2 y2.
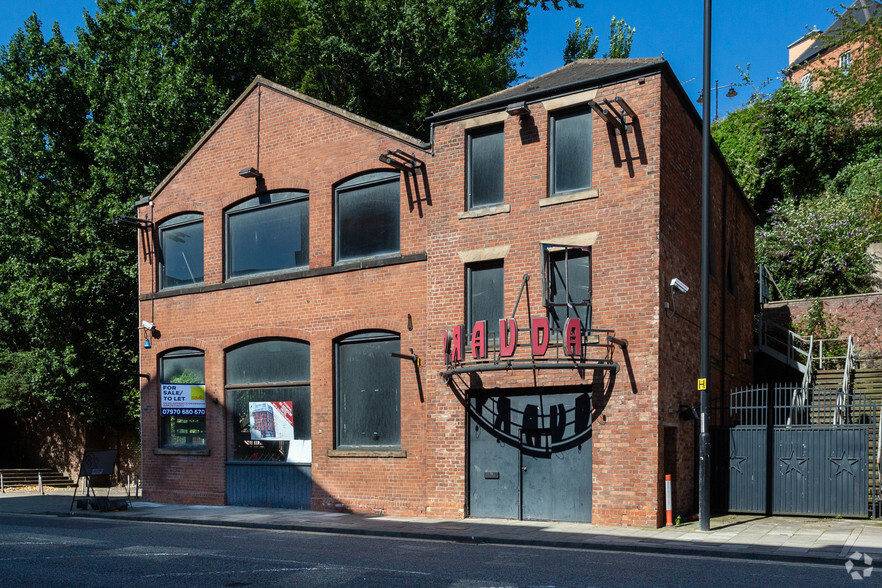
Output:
469 390 592 522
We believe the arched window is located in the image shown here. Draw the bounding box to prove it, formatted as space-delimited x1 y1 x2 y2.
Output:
159 348 206 448
335 331 400 449
226 339 311 463
158 213 203 289
225 191 309 279
335 171 400 262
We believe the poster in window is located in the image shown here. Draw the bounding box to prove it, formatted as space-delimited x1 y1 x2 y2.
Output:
160 384 206 416
249 401 295 441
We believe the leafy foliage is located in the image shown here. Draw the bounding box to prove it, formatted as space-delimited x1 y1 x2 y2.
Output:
756 179 882 299
563 18 598 63
562 14 634 63
812 10 882 122
0 1 582 427
605 16 634 58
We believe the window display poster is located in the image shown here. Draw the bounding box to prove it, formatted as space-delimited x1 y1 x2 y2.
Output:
160 384 206 416
249 401 294 441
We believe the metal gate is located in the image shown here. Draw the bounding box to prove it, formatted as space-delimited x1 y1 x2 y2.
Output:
468 389 592 522
711 384 878 517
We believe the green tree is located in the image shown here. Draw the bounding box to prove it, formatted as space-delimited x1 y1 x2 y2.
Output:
0 0 584 427
563 14 634 63
0 15 137 427
712 83 859 216
605 15 634 58
563 17 598 63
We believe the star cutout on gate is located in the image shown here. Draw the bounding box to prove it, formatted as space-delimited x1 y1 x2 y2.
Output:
729 450 747 474
829 451 860 477
779 451 808 476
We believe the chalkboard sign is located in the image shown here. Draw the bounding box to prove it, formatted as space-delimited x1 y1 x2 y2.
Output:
79 449 118 476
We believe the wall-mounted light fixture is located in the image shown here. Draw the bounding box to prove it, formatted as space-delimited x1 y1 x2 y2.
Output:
505 101 530 116
238 167 263 179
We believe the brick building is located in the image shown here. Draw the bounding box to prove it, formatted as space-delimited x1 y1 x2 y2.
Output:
135 58 755 527
786 0 882 91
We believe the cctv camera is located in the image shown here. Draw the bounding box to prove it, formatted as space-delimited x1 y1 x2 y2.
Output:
141 320 155 330
670 278 689 293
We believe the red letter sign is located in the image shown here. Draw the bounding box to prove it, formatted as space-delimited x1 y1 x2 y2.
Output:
499 319 518 358
472 320 487 359
449 325 464 363
531 318 549 356
564 317 582 356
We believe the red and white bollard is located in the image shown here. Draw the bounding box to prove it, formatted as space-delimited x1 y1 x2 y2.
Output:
665 474 673 526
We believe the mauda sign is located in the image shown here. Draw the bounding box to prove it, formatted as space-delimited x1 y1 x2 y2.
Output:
442 317 586 364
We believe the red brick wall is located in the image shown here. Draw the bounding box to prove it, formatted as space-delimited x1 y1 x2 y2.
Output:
425 73 666 527
136 70 756 526
138 85 431 512
657 75 755 520
763 293 882 360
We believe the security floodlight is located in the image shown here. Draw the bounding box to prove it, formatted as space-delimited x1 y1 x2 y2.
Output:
141 321 155 330
670 278 689 293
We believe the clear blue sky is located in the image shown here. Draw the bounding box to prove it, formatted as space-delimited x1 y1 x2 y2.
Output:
2 0 837 118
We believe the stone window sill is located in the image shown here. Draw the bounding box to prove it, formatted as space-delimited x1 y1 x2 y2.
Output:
458 204 511 219
154 447 211 456
539 188 599 207
327 449 407 458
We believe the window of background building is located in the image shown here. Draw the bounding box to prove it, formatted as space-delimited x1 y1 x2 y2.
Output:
544 247 591 334
335 331 400 449
799 72 813 91
226 191 309 279
159 348 206 449
158 214 204 289
549 106 593 195
840 51 852 74
466 260 504 341
467 125 504 209
335 172 400 262
226 339 311 463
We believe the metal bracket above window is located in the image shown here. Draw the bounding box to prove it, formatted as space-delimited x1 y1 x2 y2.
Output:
112 216 153 230
587 97 638 135
379 149 424 172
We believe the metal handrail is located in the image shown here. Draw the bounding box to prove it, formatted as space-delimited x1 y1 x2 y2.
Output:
757 317 812 372
835 335 855 425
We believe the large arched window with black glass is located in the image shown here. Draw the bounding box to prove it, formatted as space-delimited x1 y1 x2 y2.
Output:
335 171 400 263
159 348 206 449
225 191 309 279
158 214 204 289
335 331 401 449
226 339 311 463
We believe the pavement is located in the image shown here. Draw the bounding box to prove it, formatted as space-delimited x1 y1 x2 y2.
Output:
2 487 882 567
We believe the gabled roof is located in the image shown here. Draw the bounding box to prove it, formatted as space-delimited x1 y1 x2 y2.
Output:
789 0 882 69
427 58 666 123
143 76 425 204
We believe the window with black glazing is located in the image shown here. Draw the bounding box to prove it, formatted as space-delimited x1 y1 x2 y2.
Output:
159 349 206 449
226 191 309 279
545 248 591 334
335 331 400 449
335 171 400 262
466 260 504 341
158 214 204 289
467 125 504 209
226 339 311 463
549 106 593 195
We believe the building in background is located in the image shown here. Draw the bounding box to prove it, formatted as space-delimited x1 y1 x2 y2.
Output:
135 58 755 527
786 0 882 90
